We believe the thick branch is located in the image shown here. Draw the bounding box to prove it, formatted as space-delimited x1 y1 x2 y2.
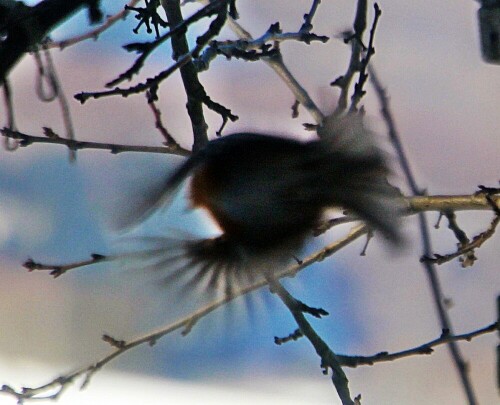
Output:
0 0 102 81
408 194 500 212
268 279 356 405
161 0 211 151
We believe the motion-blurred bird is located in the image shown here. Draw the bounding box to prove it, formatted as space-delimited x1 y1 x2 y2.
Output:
118 114 403 298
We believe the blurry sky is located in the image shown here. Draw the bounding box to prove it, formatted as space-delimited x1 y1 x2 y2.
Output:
0 1 499 404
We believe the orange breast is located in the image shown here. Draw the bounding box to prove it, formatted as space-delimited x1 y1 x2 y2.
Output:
190 166 217 211
190 167 244 239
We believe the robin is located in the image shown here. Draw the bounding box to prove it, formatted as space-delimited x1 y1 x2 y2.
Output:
120 114 403 297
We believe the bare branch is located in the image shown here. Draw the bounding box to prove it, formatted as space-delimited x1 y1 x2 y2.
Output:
34 44 77 160
1 3 496 404
46 0 142 50
23 254 107 278
20 186 500 281
268 279 356 405
195 22 328 72
301 0 322 32
337 322 498 367
274 328 303 345
444 210 476 266
217 1 325 124
126 0 168 37
161 0 229 150
349 3 381 112
7 205 497 403
146 88 181 148
408 194 500 212
1 79 18 150
74 51 194 103
370 64 478 404
106 0 225 87
0 127 191 156
315 193 500 237
331 0 367 113
421 214 499 266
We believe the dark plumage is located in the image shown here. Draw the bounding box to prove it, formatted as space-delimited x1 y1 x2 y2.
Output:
119 115 403 297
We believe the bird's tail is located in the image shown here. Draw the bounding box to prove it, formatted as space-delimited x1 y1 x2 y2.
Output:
112 230 286 304
313 113 404 243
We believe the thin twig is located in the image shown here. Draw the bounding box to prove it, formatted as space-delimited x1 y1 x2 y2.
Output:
314 215 358 236
47 0 142 50
337 322 498 367
23 254 107 278
74 51 194 103
349 3 381 112
36 43 77 160
443 210 476 267
370 64 478 405
146 89 180 147
194 23 328 72
301 0 322 32
444 211 470 246
332 0 367 113
0 127 191 156
274 328 303 345
215 0 325 124
421 214 499 266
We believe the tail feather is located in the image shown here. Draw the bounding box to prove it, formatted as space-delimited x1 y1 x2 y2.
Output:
314 113 404 243
113 233 278 302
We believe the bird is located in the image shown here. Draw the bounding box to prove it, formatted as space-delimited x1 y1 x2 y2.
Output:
117 113 403 298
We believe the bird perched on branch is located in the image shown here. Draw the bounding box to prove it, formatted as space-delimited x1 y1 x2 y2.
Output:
118 113 403 298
